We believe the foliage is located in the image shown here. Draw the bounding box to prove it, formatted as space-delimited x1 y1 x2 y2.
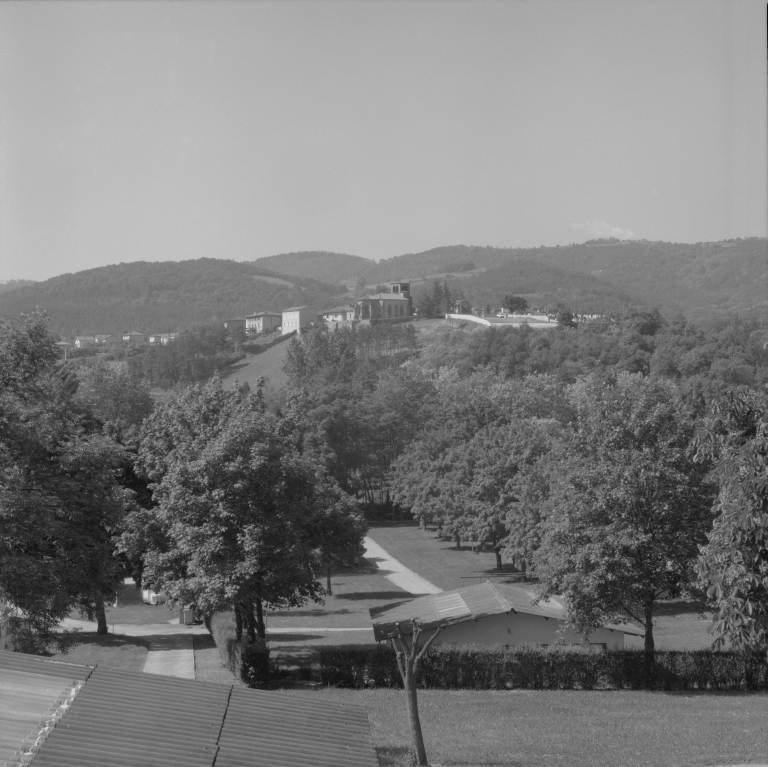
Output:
695 388 768 655
124 375 364 640
503 295 529 313
317 643 767 691
0 310 131 647
209 610 271 688
532 374 716 654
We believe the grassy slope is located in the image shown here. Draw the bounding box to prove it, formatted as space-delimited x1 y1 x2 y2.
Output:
220 337 293 389
289 688 768 767
367 524 714 651
46 634 150 671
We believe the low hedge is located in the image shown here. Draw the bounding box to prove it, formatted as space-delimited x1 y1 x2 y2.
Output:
318 644 768 691
209 611 271 689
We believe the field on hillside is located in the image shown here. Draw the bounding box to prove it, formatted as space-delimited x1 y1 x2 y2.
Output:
220 337 292 388
367 524 714 651
289 687 768 767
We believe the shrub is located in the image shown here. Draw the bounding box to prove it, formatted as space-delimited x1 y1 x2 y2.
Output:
317 643 768 692
209 611 271 688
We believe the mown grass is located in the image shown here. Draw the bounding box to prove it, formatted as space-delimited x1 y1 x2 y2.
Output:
285 687 768 767
45 633 150 671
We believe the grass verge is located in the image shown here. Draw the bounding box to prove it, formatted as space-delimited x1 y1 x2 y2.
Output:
282 687 768 767
44 633 150 671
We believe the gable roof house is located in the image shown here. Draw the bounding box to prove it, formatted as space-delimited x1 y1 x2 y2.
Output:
74 336 97 348
321 305 356 323
94 334 119 345
282 306 318 332
370 581 644 650
122 331 147 343
245 312 282 334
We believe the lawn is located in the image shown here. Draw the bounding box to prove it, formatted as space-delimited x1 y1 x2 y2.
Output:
368 524 715 652
284 687 768 767
192 634 241 685
68 578 179 626
45 633 150 672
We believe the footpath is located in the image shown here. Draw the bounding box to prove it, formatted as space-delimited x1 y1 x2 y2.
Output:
58 537 434 680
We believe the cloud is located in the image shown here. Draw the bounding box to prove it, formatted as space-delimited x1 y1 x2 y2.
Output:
572 220 637 240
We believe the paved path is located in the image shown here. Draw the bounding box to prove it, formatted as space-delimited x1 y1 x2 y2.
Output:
142 634 196 679
364 536 442 595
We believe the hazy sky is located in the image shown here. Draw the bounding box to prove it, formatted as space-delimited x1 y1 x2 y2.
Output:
1 0 765 281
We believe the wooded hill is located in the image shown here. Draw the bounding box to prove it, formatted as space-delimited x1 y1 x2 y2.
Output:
361 238 767 324
252 251 376 286
0 259 348 337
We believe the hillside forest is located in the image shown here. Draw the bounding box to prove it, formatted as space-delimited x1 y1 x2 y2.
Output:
1 238 765 337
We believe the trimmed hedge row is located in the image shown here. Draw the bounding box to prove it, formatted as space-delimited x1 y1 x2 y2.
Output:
318 644 768 691
209 611 271 688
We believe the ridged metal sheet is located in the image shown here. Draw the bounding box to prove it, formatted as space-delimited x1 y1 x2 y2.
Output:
0 654 378 767
215 687 378 767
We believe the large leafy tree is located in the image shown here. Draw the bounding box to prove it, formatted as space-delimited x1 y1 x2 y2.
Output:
129 376 365 640
0 311 129 646
695 388 768 655
533 373 715 657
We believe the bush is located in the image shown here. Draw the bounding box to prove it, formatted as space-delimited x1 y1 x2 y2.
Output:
209 611 271 688
317 643 768 692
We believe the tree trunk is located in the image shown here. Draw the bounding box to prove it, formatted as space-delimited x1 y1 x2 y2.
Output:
326 563 332 596
643 602 655 657
95 601 108 635
643 601 655 683
404 664 429 766
494 546 503 572
254 595 266 639
234 601 243 641
454 531 460 550
243 598 257 644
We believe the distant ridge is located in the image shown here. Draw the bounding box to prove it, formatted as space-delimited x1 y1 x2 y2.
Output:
0 258 347 337
252 251 376 285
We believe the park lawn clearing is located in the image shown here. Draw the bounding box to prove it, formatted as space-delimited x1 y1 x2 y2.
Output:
368 524 715 652
192 634 242 685
285 688 768 767
69 578 179 627
44 633 150 671
220 336 292 389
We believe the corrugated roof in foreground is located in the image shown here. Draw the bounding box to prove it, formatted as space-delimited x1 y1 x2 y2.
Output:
369 581 645 641
0 652 377 767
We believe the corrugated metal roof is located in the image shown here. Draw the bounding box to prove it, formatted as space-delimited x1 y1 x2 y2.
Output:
369 581 645 640
0 653 377 767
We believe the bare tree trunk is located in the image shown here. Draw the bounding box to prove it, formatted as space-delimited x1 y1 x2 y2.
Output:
95 601 108 635
494 546 503 572
644 602 655 657
326 563 332 596
454 531 460 550
391 620 442 767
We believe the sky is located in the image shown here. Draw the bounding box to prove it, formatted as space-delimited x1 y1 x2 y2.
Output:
0 0 765 281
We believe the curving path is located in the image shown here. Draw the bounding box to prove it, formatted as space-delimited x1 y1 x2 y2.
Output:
363 536 442 595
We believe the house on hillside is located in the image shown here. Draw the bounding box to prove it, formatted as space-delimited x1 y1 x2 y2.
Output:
282 306 318 332
122 331 147 343
245 311 282 334
94 334 119 345
74 336 97 348
321 305 356 323
370 581 644 650
159 332 178 345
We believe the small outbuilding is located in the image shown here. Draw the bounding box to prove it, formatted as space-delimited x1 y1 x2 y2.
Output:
369 581 644 650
